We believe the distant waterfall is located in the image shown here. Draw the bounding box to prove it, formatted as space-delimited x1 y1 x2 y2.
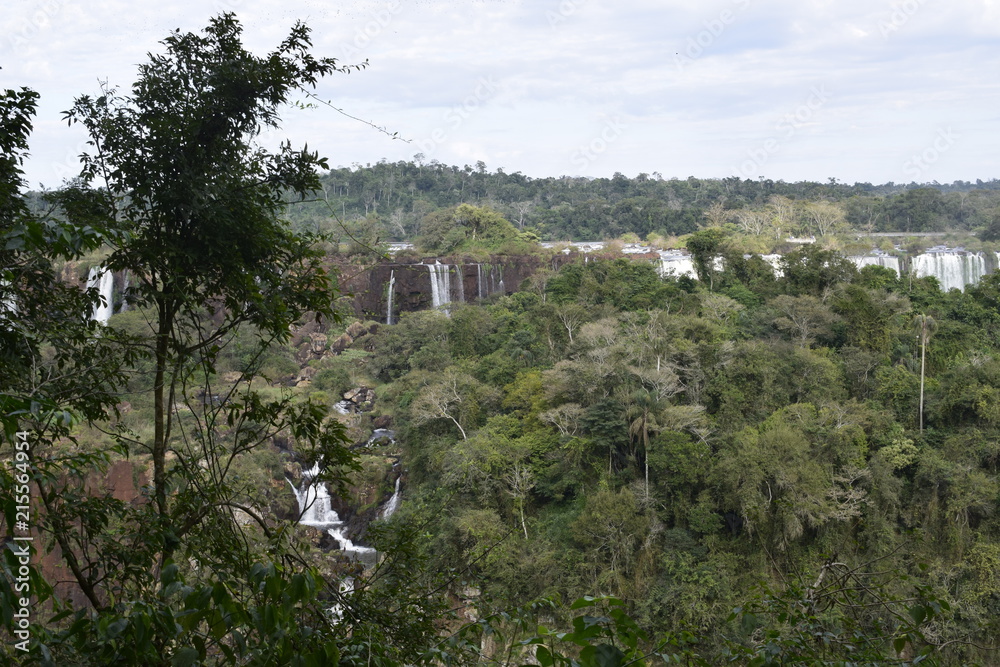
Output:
850 255 901 275
474 263 507 299
427 262 452 311
657 253 698 279
386 270 396 325
381 477 401 520
761 254 784 277
911 251 988 292
86 266 115 324
290 463 375 560
455 265 465 304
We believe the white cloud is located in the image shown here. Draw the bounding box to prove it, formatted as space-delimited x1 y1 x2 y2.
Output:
5 0 998 186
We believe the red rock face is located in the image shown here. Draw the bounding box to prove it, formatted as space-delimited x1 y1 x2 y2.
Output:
35 461 148 609
333 254 572 322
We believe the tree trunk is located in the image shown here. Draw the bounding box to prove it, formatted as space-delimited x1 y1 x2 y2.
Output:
919 332 926 434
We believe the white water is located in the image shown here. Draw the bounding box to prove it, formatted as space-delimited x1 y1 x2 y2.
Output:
911 251 987 292
850 255 901 275
86 266 115 324
386 270 395 325
365 429 396 447
657 253 698 279
381 477 401 520
290 463 375 559
427 262 452 311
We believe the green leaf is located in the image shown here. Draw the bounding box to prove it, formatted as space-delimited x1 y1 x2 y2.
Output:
171 647 200 667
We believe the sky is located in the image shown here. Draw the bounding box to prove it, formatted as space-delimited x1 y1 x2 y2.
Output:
3 0 999 189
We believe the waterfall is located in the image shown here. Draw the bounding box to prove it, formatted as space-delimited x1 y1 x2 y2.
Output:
496 265 505 294
477 264 484 300
911 251 987 292
455 265 465 304
761 254 784 277
657 253 698 279
86 266 115 324
386 270 396 325
381 477 401 520
427 261 452 311
290 463 375 559
365 429 396 447
850 255 901 275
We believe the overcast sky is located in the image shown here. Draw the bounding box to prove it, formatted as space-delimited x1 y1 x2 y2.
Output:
3 0 999 189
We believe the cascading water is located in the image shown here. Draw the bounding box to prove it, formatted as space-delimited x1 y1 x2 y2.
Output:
290 463 375 561
911 251 987 292
761 254 784 277
386 270 396 325
86 266 115 324
381 476 401 520
850 254 901 275
427 261 452 311
657 252 698 279
455 265 465 304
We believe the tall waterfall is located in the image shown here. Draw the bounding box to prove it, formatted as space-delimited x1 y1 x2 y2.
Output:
86 266 115 324
386 270 396 325
381 476 401 520
455 265 466 304
427 262 451 310
290 463 375 560
911 251 988 292
850 255 901 275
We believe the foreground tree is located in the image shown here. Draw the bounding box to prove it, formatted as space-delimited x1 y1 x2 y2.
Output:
0 17 437 665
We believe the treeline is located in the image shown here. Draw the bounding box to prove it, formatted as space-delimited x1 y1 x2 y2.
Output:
283 160 1000 246
348 249 1000 663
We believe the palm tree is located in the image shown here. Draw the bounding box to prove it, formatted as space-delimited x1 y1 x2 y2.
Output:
913 314 937 433
626 389 663 500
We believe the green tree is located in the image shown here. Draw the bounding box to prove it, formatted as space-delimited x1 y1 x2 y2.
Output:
685 228 726 290
6 17 383 664
63 13 348 521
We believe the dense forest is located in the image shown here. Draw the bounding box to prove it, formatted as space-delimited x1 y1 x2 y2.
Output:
4 13 1000 667
283 160 1000 252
